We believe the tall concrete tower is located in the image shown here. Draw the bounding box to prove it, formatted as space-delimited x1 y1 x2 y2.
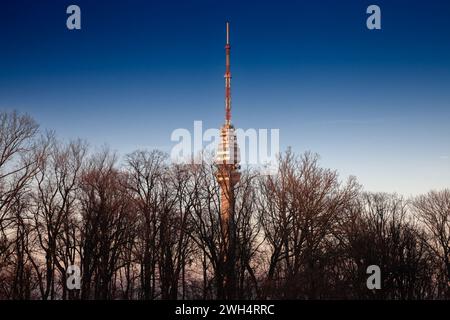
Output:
216 22 240 299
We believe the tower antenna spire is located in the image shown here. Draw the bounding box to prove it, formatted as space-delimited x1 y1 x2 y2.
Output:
225 22 232 125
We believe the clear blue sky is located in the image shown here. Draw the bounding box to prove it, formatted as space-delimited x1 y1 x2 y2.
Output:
1 0 449 195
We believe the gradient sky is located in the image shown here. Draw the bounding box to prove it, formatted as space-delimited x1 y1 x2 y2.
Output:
1 0 449 195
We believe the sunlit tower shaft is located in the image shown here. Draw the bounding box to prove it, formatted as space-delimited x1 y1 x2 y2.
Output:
215 22 240 300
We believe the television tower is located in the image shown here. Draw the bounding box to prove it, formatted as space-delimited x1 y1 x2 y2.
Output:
216 22 240 299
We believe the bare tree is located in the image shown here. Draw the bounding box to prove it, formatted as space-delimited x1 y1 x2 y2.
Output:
1 112 449 300
0 111 39 255
125 150 166 299
0 111 39 299
337 193 438 299
187 161 223 299
26 136 87 300
257 150 359 299
234 169 260 299
412 190 450 298
78 149 134 299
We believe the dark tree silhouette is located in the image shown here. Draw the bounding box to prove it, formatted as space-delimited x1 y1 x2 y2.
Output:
0 112 449 300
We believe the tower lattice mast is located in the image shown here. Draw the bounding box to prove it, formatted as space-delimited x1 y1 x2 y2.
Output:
225 22 231 125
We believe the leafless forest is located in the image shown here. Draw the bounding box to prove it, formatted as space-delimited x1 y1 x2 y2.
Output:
0 111 449 300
